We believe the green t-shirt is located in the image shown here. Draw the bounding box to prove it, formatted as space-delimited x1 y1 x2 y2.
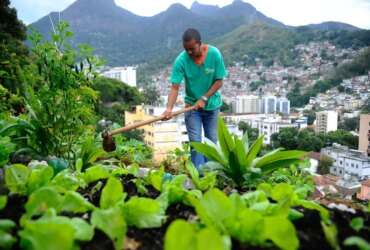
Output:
170 45 227 111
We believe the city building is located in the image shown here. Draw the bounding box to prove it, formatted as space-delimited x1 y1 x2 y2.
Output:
276 97 290 115
229 114 295 145
315 111 338 134
232 95 261 114
321 143 370 181
262 96 277 114
125 105 186 162
359 114 370 156
102 67 137 87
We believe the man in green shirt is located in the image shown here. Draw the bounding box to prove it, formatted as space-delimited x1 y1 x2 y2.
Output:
163 28 227 169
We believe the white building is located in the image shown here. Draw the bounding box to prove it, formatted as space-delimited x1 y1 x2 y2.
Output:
262 96 277 114
232 95 261 114
102 67 137 87
315 111 338 134
276 97 290 115
322 143 370 181
227 114 295 145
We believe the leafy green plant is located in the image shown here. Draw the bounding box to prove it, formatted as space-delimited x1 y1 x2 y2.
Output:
165 219 231 250
15 22 101 161
344 236 370 250
20 211 94 250
188 188 299 250
0 219 16 250
191 118 306 188
0 136 15 167
123 197 166 228
186 161 216 192
91 206 126 250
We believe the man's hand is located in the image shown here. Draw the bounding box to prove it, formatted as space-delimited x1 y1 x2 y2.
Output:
161 108 173 121
194 99 206 110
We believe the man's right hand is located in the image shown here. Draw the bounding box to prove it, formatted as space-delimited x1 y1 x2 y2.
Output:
162 108 173 121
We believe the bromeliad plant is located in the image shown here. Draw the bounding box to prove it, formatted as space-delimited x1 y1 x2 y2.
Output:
191 118 307 188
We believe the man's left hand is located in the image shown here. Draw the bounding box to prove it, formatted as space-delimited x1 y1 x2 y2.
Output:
194 99 206 110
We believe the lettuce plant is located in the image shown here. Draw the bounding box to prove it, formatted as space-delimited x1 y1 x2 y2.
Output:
191 118 306 188
165 219 231 250
188 188 300 250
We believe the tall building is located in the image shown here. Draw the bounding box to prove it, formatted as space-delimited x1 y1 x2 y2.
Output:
102 67 137 87
276 97 290 115
232 95 261 113
359 114 370 156
262 96 277 114
315 111 338 134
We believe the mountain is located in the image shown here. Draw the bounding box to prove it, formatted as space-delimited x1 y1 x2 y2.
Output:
303 21 359 31
29 0 287 66
29 0 365 68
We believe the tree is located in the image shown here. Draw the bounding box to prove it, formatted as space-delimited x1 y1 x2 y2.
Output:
238 121 258 142
317 155 333 175
0 0 29 94
142 85 161 106
326 130 358 149
271 127 299 150
338 117 359 132
303 110 316 125
93 77 144 124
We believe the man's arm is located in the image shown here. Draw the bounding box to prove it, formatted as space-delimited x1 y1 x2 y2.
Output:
194 79 223 109
162 84 180 120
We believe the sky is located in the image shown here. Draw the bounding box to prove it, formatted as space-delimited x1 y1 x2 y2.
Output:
10 0 370 29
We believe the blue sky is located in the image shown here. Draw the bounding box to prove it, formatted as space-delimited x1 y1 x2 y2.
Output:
10 0 370 29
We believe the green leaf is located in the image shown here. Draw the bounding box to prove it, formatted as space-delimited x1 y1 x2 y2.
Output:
83 165 110 184
241 131 249 152
123 197 166 228
25 187 63 218
245 136 264 167
321 222 340 250
254 150 306 169
61 191 95 213
70 218 94 241
100 177 125 209
19 217 76 250
217 117 235 160
270 183 294 202
51 170 80 191
196 227 231 250
91 206 126 250
27 165 54 194
350 217 364 232
5 164 31 194
0 230 16 250
0 219 16 232
344 236 370 250
227 209 265 244
164 220 231 250
191 189 233 233
264 216 299 250
191 142 227 166
164 220 195 250
0 196 7 210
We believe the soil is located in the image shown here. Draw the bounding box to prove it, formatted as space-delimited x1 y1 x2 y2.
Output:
1 177 369 250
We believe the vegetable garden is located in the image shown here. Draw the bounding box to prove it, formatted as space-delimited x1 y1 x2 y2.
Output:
0 22 369 250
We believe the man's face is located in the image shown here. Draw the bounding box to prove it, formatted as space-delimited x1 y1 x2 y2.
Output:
183 39 202 58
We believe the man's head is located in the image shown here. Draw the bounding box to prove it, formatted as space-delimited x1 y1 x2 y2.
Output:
182 28 202 58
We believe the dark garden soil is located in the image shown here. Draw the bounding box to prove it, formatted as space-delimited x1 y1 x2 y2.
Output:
1 178 369 250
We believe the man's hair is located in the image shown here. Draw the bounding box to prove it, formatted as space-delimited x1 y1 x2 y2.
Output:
182 28 201 43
